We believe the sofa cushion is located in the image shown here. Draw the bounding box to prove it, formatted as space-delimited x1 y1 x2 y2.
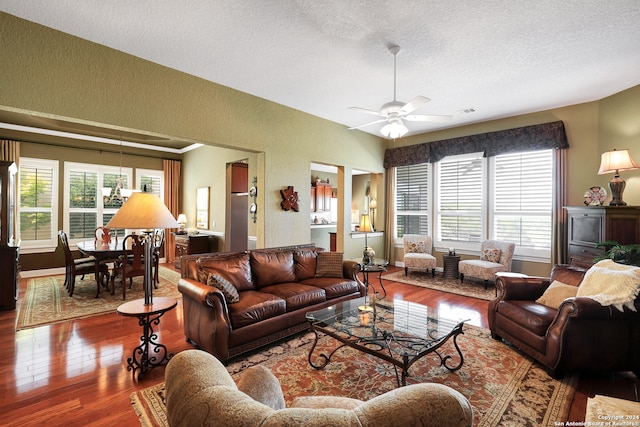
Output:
301 277 360 299
228 291 287 329
316 252 344 278
495 300 557 336
207 273 240 304
294 249 318 280
259 282 326 311
250 250 297 288
236 365 286 410
535 280 577 309
197 252 255 291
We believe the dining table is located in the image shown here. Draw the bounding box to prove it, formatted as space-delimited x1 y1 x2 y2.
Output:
77 239 124 295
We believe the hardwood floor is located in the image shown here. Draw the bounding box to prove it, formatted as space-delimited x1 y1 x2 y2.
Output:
0 264 637 426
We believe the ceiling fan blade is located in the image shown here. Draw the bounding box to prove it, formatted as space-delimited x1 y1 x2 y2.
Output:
399 96 431 115
348 119 388 130
405 114 453 123
349 106 384 116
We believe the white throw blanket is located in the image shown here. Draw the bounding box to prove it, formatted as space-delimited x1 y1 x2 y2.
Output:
576 259 640 312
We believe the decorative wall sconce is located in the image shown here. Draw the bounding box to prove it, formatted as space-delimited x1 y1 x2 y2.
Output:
249 177 258 223
280 186 299 211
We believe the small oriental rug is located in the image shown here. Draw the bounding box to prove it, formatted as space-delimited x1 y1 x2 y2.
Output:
16 267 182 330
383 270 496 301
131 326 578 427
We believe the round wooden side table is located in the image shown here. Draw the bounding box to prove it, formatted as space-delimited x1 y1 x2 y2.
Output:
117 297 177 380
442 255 460 280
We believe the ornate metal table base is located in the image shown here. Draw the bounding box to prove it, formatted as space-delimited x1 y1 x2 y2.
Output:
307 299 467 387
117 297 177 380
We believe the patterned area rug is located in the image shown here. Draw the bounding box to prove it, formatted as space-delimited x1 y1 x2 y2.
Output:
384 270 496 301
16 267 182 330
131 326 578 427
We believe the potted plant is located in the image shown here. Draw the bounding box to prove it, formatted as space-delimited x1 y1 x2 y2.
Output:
594 240 640 267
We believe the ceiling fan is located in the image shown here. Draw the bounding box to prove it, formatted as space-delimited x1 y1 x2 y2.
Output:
349 44 452 139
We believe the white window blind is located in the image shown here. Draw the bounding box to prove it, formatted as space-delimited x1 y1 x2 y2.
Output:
395 163 430 237
492 150 552 257
437 155 484 245
19 158 58 249
64 162 132 242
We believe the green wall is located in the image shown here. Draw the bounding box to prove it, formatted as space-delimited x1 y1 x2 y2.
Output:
0 12 385 263
2 12 639 276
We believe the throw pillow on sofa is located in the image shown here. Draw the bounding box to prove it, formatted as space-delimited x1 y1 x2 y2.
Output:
207 273 240 304
535 280 577 309
316 252 344 278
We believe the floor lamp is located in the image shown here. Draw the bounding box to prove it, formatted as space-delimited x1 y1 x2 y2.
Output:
106 192 179 305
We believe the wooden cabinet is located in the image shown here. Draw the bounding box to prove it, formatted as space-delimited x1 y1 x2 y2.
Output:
230 162 248 193
173 234 210 269
311 183 332 212
0 161 19 311
565 206 640 268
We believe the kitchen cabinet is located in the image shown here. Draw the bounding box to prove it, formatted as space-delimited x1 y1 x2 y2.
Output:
311 183 332 212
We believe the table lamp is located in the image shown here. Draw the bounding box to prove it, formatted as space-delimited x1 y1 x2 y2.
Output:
177 213 187 233
598 149 639 206
359 213 374 265
106 192 179 305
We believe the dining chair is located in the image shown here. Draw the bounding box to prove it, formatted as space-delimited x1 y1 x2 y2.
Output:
59 230 109 297
94 226 118 247
111 233 147 300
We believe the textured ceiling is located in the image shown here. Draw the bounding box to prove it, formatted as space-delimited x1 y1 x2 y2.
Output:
2 1 640 141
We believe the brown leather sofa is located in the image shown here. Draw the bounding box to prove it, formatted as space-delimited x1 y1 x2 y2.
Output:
178 245 365 361
488 264 640 377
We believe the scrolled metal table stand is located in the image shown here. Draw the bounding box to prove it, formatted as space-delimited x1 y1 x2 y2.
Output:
116 297 177 381
127 311 173 379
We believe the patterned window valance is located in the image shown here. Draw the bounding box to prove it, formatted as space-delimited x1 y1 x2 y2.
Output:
383 121 568 168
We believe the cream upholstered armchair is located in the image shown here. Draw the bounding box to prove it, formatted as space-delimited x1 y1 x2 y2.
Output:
165 349 473 427
403 234 437 277
459 240 516 288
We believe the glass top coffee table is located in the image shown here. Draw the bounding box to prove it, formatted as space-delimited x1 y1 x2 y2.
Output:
306 297 468 386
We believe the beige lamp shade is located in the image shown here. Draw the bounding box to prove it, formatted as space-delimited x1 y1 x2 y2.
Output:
598 149 639 174
106 192 179 229
359 214 373 233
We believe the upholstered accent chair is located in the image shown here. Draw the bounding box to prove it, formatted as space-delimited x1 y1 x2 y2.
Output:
459 240 516 289
403 234 437 276
165 349 474 427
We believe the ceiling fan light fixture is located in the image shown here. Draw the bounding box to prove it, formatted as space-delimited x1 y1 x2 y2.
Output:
380 120 408 139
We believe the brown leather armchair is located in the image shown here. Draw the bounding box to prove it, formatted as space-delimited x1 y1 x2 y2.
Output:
488 264 640 378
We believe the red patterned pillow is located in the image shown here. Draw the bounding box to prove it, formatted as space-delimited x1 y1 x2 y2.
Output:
481 248 501 263
407 240 427 253
315 252 344 278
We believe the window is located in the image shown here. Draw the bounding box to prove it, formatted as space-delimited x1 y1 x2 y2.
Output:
395 149 553 262
136 168 164 198
64 162 132 241
395 163 430 237
491 150 552 259
436 153 485 251
18 158 58 250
